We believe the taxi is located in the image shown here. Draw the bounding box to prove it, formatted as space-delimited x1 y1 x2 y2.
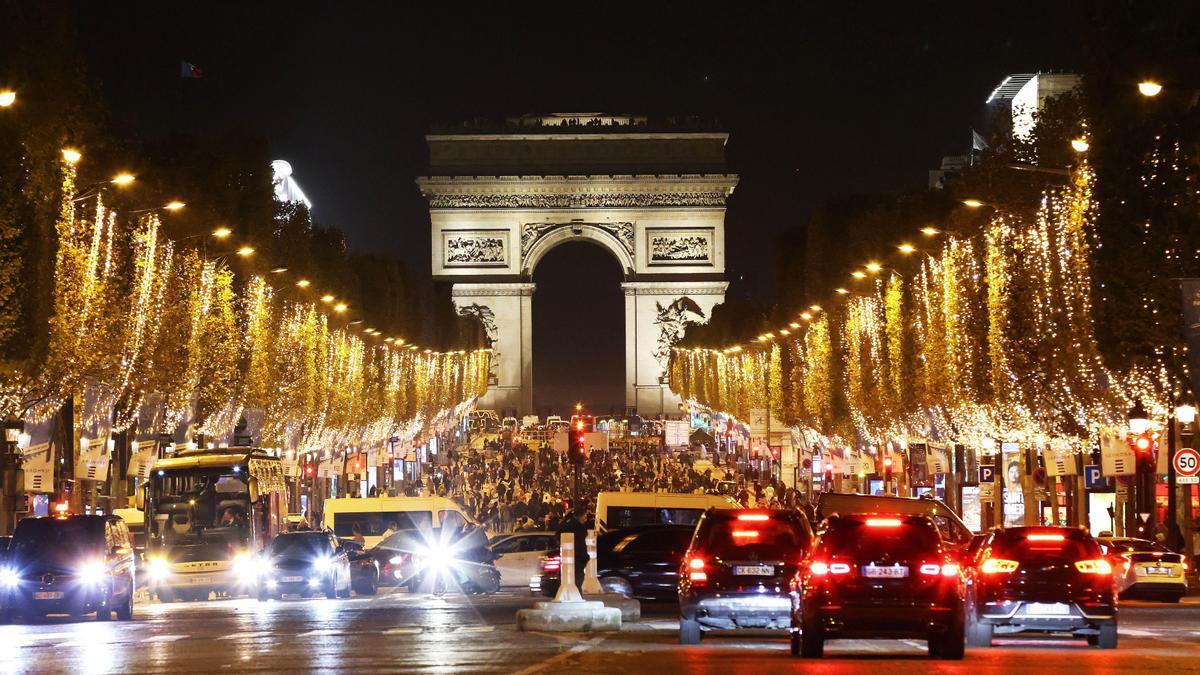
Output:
1097 537 1188 603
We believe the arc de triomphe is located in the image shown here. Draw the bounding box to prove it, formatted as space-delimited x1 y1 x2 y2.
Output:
418 114 737 416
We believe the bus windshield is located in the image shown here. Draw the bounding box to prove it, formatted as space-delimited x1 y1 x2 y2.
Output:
149 469 252 548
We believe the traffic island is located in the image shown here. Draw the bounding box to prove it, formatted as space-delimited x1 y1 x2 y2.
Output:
516 533 622 632
583 593 640 622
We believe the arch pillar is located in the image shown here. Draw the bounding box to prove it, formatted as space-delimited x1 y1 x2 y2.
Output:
452 283 536 415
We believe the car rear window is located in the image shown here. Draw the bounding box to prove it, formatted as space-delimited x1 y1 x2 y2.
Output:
992 531 1100 561
819 517 941 558
698 515 809 559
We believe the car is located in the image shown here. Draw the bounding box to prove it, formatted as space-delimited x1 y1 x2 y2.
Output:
966 526 1117 648
489 532 557 588
678 509 814 645
1 514 136 622
533 524 695 600
1097 537 1187 603
259 530 352 600
338 538 380 596
796 513 965 659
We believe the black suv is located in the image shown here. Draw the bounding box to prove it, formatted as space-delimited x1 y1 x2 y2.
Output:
678 509 813 644
796 514 964 659
1 515 137 622
966 526 1117 648
533 525 694 600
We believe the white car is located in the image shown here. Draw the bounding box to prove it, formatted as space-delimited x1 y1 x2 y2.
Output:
490 533 558 588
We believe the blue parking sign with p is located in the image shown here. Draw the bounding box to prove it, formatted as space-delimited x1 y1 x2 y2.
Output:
979 465 994 483
1084 464 1103 490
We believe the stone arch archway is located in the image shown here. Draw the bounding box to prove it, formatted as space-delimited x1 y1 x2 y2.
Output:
419 121 737 416
521 222 636 277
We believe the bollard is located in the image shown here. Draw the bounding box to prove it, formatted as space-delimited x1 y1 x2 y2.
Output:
581 528 602 594
552 532 584 603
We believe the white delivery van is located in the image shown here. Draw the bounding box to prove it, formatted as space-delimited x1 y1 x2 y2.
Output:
321 496 477 549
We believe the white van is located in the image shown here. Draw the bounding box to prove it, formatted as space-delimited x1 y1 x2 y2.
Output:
321 496 477 549
595 491 741 534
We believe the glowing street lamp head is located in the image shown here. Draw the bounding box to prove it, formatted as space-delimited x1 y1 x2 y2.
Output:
834 287 849 294
920 227 939 236
865 262 883 273
962 199 985 208
898 243 916 254
809 304 822 312
800 312 813 320
851 270 867 279
164 201 186 211
0 90 15 107
789 322 801 329
111 173 136 186
212 227 232 238
333 303 348 313
1137 80 1163 97
61 148 82 164
1070 138 1090 153
236 246 255 257
270 267 288 274
295 279 311 288
320 295 334 303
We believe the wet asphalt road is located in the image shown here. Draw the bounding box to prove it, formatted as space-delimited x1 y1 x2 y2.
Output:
3 589 1200 673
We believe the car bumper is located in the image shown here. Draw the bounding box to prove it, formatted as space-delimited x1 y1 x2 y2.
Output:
264 574 328 593
974 600 1115 630
4 583 110 615
1121 580 1187 597
803 603 962 638
683 592 793 631
150 569 244 594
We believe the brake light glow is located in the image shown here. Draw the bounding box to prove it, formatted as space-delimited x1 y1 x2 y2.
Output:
920 564 941 575
731 530 759 539
941 563 959 576
980 558 1019 574
689 557 705 570
811 562 850 576
865 518 902 527
542 555 561 572
737 514 769 521
1075 559 1113 575
829 563 851 574
1026 533 1065 542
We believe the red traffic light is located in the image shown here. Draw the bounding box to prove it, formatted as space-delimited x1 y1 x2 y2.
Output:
1135 436 1151 451
883 457 894 468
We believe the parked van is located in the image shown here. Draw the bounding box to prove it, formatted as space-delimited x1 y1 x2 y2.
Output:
321 496 478 549
815 492 974 546
595 491 741 534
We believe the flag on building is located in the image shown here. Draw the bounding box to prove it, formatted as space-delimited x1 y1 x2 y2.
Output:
180 60 203 79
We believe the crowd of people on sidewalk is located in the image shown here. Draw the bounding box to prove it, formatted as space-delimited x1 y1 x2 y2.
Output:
405 439 811 535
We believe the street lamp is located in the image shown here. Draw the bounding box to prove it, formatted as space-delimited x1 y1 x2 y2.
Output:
898 243 916 254
920 227 939 236
1175 404 1196 426
212 227 232 239
1070 138 1090 153
1138 80 1164 97
0 90 15 108
962 199 986 208
164 201 186 211
295 279 311 288
236 246 255 257
1127 400 1151 435
111 173 136 186
834 287 849 295
61 148 82 164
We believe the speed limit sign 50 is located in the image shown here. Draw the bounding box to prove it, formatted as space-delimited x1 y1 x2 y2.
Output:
1175 447 1200 484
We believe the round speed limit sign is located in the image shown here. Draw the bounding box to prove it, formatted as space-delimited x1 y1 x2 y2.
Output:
1174 447 1200 481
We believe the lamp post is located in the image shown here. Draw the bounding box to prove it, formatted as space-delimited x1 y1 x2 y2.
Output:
1 416 25 536
1168 404 1196 551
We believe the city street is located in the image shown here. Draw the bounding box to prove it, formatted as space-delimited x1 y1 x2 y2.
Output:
3 590 1200 673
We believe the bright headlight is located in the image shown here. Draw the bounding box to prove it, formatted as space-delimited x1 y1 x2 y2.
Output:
78 560 107 585
0 567 19 587
422 545 452 568
147 556 171 580
233 552 260 579
312 557 333 571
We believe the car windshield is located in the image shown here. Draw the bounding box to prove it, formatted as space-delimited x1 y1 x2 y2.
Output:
270 535 331 558
698 515 808 559
819 517 941 559
332 511 431 537
11 518 102 564
992 530 1101 562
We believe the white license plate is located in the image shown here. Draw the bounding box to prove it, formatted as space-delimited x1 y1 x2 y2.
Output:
1142 566 1170 576
281 576 304 583
187 575 215 585
862 566 908 578
1026 602 1072 615
34 591 64 600
733 565 774 576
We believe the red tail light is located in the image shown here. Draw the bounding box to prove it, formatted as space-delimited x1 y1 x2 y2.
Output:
980 558 1019 574
1026 533 1065 542
542 555 561 572
865 518 902 527
1074 559 1112 575
811 561 851 576
921 563 959 576
688 557 707 584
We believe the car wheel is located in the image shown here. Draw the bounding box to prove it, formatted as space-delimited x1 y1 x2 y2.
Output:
800 624 824 658
966 612 993 647
935 619 965 660
679 615 701 645
1164 593 1183 604
1097 623 1117 649
790 631 801 657
600 576 633 597
325 579 338 599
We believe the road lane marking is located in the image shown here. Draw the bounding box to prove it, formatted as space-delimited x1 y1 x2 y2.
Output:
511 636 606 675
145 634 186 642
383 627 422 635
1120 628 1160 637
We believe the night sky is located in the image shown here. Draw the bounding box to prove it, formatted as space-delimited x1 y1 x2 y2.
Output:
73 2 1087 412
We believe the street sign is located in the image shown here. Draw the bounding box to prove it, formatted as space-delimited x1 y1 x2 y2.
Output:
1084 464 1104 490
1174 447 1199 477
978 465 995 483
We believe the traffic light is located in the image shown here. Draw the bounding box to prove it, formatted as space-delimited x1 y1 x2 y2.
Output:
1132 433 1155 472
568 424 586 466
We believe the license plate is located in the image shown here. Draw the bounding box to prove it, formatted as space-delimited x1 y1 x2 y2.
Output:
733 565 774 576
1142 566 1170 576
34 592 64 600
861 565 908 578
1026 602 1071 615
188 575 214 585
282 576 304 583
